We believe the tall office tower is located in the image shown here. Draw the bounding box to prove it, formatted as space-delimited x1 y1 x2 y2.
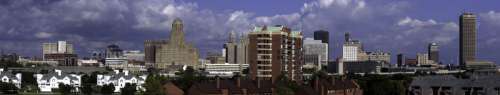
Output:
303 38 328 71
313 30 330 63
397 53 405 67
459 12 477 67
224 31 237 64
313 30 329 44
155 18 199 68
144 40 168 67
42 41 74 59
428 43 439 63
342 40 363 62
236 35 249 72
248 25 303 82
223 32 249 73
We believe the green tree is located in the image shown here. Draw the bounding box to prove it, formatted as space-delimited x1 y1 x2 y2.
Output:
274 74 299 95
100 84 115 95
121 83 137 95
0 82 18 94
58 83 74 95
144 74 165 95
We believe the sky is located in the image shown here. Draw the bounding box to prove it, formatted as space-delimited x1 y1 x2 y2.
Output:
0 0 499 65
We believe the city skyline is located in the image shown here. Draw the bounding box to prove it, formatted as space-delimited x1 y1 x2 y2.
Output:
1 0 500 64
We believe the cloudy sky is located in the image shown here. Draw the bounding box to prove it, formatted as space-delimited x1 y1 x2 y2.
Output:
1 0 499 64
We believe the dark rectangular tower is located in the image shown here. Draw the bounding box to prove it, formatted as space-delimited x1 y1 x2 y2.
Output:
313 30 329 44
459 12 477 67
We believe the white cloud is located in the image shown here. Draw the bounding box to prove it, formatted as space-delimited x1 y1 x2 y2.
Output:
35 32 53 38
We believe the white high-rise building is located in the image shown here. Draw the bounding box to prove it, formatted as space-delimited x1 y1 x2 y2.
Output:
343 40 363 62
303 38 328 70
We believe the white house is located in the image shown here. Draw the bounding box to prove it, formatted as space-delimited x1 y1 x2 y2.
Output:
35 69 82 92
0 69 22 88
97 70 147 92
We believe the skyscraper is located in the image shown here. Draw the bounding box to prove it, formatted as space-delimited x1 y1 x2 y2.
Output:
397 53 405 67
313 30 329 44
147 18 199 69
248 25 303 82
342 33 363 62
459 12 477 67
428 43 439 63
303 38 328 71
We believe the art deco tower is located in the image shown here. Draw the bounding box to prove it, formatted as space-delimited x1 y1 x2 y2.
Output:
170 18 185 45
459 12 477 67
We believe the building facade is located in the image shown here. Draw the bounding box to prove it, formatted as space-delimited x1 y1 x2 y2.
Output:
42 41 74 59
35 69 82 92
44 53 78 66
459 12 477 67
428 43 439 63
105 44 128 69
204 63 249 77
248 25 303 82
366 51 391 64
397 53 405 67
144 40 168 67
343 40 363 62
222 32 249 74
154 18 199 69
417 53 433 66
303 38 328 70
97 70 147 92
314 30 329 44
0 69 22 88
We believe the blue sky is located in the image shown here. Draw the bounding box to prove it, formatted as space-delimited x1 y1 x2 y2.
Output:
0 0 499 64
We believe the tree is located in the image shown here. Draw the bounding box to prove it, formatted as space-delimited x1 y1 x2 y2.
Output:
58 83 74 95
274 74 298 95
100 84 115 95
81 84 93 95
121 83 137 95
0 82 18 94
144 75 165 95
20 72 37 87
80 74 94 95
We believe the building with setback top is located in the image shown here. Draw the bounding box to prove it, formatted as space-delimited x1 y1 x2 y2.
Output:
145 18 199 69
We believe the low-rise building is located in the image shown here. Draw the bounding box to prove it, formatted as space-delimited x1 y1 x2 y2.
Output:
97 70 147 92
312 78 363 95
78 59 100 67
204 63 249 77
188 78 274 95
35 69 82 92
409 73 500 95
0 69 22 88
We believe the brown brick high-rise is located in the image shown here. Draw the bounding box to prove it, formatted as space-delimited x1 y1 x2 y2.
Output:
248 25 303 82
